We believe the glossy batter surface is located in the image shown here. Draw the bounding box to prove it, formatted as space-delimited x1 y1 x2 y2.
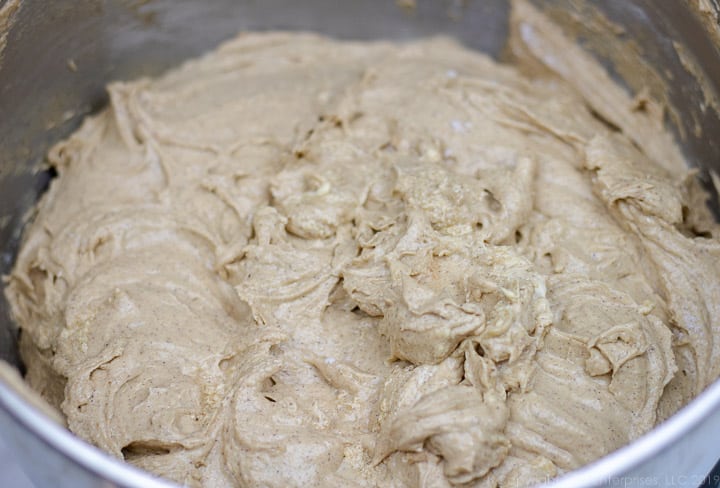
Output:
6 6 720 487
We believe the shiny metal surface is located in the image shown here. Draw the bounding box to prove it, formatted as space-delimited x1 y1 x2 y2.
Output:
0 1 719 487
0 435 33 488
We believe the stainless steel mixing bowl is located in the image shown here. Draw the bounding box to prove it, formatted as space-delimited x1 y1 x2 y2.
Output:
1 1 720 487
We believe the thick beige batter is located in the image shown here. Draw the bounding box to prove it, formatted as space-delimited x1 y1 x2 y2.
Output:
5 3 720 487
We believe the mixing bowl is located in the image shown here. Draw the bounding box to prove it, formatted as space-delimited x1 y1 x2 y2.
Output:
1 1 719 487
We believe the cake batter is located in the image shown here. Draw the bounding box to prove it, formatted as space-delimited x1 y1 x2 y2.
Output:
5 3 720 487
